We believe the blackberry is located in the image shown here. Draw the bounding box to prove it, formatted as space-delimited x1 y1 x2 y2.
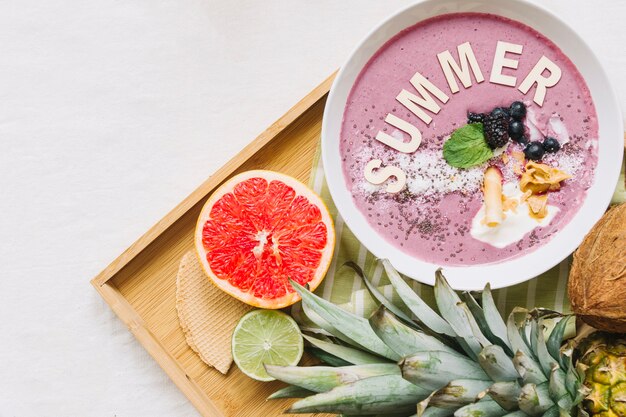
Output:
467 112 485 124
483 113 509 149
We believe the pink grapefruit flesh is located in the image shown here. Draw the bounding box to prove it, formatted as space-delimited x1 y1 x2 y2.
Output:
194 170 335 309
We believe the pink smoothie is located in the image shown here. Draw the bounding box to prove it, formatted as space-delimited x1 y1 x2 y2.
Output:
340 13 598 266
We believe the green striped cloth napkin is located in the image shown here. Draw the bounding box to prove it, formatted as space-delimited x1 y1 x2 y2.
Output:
292 142 626 322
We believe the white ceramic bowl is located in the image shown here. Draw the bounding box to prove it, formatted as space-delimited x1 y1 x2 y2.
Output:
322 0 623 290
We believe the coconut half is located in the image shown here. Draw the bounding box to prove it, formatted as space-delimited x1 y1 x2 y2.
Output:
568 203 626 333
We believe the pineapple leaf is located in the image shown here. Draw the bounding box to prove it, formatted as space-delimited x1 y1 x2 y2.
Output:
291 280 401 361
487 381 523 410
303 334 386 365
564 354 583 402
514 350 548 385
478 344 519 382
344 261 415 325
286 374 429 415
430 379 491 408
369 306 460 358
453 399 507 417
463 291 512 355
307 347 352 367
540 405 561 417
401 350 489 391
415 389 458 417
530 319 539 357
342 414 415 417
434 271 491 358
555 393 575 411
481 284 514 353
548 365 568 403
547 316 574 369
383 260 455 337
267 385 315 399
416 392 435 417
535 318 559 376
518 382 555 415
520 320 533 355
265 363 400 393
418 407 452 417
454 337 480 362
433 271 480 339
298 326 334 337
302 300 359 347
507 308 536 360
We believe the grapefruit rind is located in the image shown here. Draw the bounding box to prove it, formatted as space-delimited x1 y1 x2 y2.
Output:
194 170 335 309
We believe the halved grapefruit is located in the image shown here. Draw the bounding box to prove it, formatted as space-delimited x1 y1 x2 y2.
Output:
194 170 335 309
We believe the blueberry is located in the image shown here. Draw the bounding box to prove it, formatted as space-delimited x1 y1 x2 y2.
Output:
509 101 527 120
491 107 509 118
508 121 525 140
467 112 485 124
543 136 561 153
524 141 545 161
515 135 529 145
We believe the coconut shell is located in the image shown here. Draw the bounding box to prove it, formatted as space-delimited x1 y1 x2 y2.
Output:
569 203 626 333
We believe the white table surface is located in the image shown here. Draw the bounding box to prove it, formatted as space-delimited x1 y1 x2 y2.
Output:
0 1 623 416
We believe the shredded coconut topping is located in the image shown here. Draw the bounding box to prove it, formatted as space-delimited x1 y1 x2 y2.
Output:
353 139 587 199
542 149 583 177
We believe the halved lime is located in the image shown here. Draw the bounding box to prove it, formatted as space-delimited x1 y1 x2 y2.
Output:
232 309 304 381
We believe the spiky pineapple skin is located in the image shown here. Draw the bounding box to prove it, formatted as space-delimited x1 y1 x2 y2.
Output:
578 333 626 417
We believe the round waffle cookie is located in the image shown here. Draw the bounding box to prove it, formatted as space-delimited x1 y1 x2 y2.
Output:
175 251 252 374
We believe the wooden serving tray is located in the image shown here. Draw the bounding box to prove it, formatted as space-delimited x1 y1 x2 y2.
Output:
91 73 336 417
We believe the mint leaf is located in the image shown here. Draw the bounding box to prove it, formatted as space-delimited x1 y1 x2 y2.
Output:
443 123 493 169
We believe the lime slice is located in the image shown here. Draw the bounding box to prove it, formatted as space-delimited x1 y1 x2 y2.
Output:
232 309 304 381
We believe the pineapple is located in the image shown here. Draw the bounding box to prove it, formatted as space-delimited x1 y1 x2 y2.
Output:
576 332 626 417
262 260 625 417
